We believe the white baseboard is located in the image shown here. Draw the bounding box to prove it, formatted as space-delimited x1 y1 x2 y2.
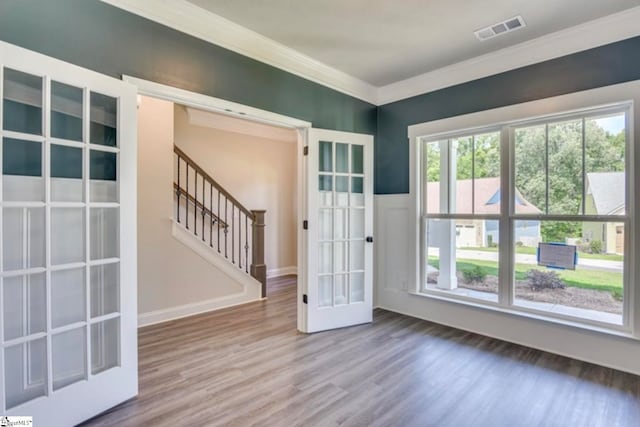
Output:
267 266 297 278
138 291 261 327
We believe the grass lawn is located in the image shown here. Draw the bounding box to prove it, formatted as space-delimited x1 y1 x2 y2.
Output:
463 246 623 261
428 257 622 294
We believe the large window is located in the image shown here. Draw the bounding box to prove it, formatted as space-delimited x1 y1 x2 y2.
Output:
419 105 630 327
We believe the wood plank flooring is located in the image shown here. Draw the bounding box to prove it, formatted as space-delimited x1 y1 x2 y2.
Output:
83 275 640 427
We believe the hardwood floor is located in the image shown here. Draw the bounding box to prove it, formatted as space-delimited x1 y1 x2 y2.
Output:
83 275 640 427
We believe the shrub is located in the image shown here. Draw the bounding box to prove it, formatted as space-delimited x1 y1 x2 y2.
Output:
463 265 487 283
612 289 623 301
526 269 566 291
589 240 603 254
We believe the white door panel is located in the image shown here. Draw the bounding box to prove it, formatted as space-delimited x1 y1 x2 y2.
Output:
0 41 137 426
304 128 373 333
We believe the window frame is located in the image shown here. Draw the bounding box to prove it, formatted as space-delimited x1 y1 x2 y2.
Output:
412 97 635 333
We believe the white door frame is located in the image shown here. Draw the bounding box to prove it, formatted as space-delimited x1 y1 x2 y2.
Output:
122 76 313 332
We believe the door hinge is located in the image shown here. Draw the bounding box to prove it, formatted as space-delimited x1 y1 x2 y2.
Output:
303 294 308 304
303 146 309 156
303 220 308 230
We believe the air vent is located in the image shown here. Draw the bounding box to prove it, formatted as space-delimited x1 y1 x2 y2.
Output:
474 15 526 41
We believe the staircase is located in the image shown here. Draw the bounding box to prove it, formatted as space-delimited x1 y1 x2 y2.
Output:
173 145 267 297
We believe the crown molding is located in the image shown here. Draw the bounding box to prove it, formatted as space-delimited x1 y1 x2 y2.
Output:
100 0 378 104
377 6 640 105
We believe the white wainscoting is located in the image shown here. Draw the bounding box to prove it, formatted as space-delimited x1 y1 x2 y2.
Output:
374 194 640 375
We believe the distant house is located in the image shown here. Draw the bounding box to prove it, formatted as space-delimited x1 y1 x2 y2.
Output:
426 177 541 247
583 172 625 254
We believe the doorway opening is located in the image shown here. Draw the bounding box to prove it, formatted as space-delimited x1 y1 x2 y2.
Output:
127 76 310 331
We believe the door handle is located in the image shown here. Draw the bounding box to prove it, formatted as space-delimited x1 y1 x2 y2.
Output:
366 236 374 243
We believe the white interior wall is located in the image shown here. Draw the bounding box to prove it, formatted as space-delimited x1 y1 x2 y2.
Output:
173 105 298 275
137 96 260 326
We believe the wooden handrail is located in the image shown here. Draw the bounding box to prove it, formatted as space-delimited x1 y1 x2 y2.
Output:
174 183 228 229
174 145 254 219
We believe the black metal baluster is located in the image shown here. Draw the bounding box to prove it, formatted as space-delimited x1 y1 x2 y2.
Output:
202 174 206 241
245 215 249 273
218 191 221 253
185 164 189 229
224 197 228 258
176 155 181 223
238 212 242 269
232 205 235 264
194 171 198 236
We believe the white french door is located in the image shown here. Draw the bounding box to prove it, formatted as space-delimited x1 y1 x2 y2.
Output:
303 128 373 333
0 42 137 425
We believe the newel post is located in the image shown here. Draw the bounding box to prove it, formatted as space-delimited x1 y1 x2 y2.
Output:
250 210 267 298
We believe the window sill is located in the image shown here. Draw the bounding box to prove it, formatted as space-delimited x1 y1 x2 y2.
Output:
408 289 634 339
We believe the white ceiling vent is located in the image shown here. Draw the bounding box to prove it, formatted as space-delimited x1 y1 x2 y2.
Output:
474 16 526 41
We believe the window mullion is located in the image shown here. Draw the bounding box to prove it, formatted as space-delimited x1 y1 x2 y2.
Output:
498 127 513 307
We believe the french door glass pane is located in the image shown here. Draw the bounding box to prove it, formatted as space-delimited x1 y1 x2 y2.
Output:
90 208 119 260
351 177 363 194
334 274 348 305
5 338 47 409
349 209 364 239
351 145 363 174
52 327 87 390
90 263 119 318
2 138 44 203
334 242 347 273
51 144 83 202
319 243 332 274
319 209 332 241
90 150 118 202
3 273 46 341
2 207 45 271
334 209 347 240
350 272 364 303
350 240 365 271
318 276 332 307
51 207 85 265
2 138 42 177
90 92 117 147
51 268 85 328
335 143 348 173
3 68 42 135
91 318 119 375
318 174 332 192
319 141 332 172
51 81 83 141
335 175 348 192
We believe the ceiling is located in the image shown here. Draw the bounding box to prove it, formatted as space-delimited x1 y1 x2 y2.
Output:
187 0 640 86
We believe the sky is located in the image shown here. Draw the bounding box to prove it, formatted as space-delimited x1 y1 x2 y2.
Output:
594 114 625 135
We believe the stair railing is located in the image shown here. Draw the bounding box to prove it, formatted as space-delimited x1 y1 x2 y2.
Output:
173 145 266 297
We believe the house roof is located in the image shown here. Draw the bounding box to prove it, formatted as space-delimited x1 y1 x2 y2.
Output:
425 177 541 214
586 172 625 215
